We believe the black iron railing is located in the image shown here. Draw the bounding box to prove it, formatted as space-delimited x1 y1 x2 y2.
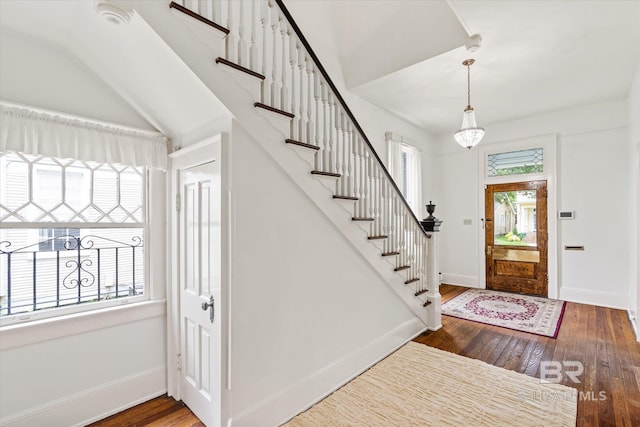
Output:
0 233 144 316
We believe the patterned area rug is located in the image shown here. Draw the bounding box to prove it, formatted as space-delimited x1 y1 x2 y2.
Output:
442 288 566 338
283 342 577 426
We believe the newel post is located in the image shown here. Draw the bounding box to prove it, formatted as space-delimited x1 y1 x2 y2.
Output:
421 201 443 331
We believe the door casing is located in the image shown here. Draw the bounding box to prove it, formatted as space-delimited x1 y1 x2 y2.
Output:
167 134 231 425
477 135 558 298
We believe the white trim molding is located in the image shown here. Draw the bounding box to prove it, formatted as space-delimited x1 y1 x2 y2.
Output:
477 134 558 298
228 319 426 427
0 366 166 427
0 300 165 350
559 287 627 310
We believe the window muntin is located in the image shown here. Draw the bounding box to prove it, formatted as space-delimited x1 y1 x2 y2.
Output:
0 151 146 323
487 148 543 177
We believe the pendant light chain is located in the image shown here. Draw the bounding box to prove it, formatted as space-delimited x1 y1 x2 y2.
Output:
467 62 471 110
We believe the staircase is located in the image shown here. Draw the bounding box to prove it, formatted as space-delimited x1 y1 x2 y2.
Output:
146 0 441 329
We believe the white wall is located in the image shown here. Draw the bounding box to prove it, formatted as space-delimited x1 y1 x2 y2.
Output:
226 121 421 425
628 59 640 339
0 309 167 426
0 27 170 426
434 99 630 308
0 29 153 130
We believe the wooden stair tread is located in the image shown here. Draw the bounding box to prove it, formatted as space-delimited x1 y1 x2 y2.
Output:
169 2 230 34
414 289 428 297
333 195 358 201
382 251 400 257
216 57 265 80
311 170 341 177
394 265 410 271
352 217 374 221
404 278 419 284
367 235 388 240
286 139 320 151
254 103 295 118
423 300 432 307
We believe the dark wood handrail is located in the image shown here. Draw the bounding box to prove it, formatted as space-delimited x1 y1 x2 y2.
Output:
275 0 427 235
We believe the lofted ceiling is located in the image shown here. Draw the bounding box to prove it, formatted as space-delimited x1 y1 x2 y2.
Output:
286 0 640 137
0 0 230 140
1 0 638 141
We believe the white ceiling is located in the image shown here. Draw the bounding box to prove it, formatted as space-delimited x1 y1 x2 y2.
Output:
1 0 638 140
0 0 230 139
287 0 640 136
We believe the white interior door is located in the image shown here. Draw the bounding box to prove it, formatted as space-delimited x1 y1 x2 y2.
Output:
180 160 221 427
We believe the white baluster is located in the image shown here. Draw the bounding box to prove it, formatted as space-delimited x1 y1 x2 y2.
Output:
199 0 212 21
377 167 383 237
347 124 354 197
314 73 321 147
213 0 222 23
353 138 361 215
270 5 279 108
384 182 391 253
238 0 247 66
322 85 333 172
361 144 368 219
280 20 289 112
289 36 297 140
226 0 237 63
306 60 314 145
260 0 269 104
328 93 335 173
298 46 306 141
340 110 347 196
322 82 329 171
249 0 258 70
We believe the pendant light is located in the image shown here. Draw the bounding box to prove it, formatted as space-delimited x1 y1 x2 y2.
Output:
454 59 485 149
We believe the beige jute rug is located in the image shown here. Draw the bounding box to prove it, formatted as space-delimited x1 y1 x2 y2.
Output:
283 341 577 426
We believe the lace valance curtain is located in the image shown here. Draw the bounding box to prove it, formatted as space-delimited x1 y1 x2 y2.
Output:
0 104 168 170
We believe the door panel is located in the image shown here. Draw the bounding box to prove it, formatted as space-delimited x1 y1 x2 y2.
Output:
180 161 221 427
485 181 548 296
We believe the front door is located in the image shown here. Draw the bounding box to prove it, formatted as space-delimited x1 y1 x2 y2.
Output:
485 181 548 296
180 161 221 427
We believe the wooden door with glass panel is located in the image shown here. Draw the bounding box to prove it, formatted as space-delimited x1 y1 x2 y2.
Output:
485 181 548 296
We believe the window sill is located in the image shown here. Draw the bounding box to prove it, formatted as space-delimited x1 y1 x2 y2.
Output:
0 299 166 351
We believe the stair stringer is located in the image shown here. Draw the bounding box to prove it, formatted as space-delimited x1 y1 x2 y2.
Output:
135 2 431 326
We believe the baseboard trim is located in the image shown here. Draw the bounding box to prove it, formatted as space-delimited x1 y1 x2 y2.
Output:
442 273 480 288
628 309 639 342
0 366 167 427
559 287 626 309
228 318 426 427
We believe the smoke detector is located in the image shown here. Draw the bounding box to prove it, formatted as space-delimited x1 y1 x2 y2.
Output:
465 34 482 53
96 0 132 25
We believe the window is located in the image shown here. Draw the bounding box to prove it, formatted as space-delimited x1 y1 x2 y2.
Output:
387 134 422 216
0 151 146 323
38 228 80 251
487 148 543 177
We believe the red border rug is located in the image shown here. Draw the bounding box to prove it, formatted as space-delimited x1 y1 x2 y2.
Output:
442 288 567 338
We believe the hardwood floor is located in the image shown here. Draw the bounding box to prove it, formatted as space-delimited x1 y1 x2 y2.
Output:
414 284 640 427
92 284 639 426
87 395 202 427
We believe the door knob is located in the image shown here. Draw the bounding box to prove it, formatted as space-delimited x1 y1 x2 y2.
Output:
201 296 214 323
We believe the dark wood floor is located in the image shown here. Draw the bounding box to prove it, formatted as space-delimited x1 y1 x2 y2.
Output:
88 395 202 427
91 284 640 426
415 284 640 427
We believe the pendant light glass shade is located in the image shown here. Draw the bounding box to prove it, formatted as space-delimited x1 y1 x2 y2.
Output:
455 59 485 149
454 107 485 149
